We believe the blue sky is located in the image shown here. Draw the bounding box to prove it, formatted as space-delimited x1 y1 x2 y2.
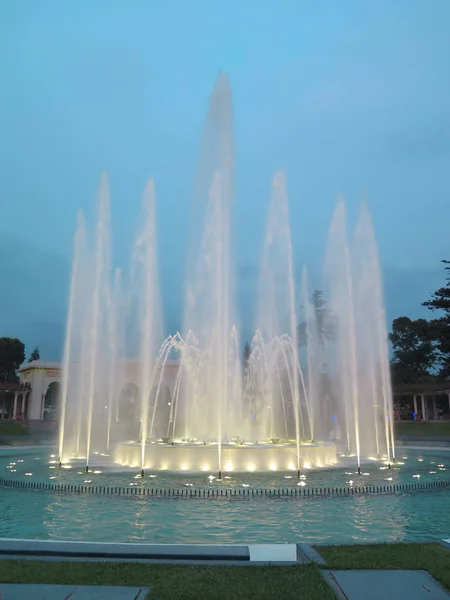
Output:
1 0 449 359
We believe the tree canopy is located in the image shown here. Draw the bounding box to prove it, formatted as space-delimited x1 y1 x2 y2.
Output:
422 260 450 379
298 290 335 347
28 346 40 363
0 337 25 382
243 341 251 365
389 317 436 385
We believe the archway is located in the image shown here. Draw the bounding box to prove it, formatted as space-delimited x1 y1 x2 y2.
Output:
117 383 141 422
44 382 60 421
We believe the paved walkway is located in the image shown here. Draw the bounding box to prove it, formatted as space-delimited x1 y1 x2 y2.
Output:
322 570 450 600
0 584 148 599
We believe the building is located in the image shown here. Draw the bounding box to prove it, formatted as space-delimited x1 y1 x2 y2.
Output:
16 359 178 422
4 360 450 423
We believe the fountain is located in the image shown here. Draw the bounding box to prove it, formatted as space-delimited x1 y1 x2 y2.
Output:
58 74 394 475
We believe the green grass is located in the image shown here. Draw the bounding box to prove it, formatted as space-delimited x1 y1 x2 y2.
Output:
0 422 28 436
317 542 450 590
0 561 335 600
395 421 450 437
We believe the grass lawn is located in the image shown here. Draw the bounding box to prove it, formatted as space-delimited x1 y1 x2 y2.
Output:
395 421 450 437
317 542 450 590
0 422 28 436
0 561 335 600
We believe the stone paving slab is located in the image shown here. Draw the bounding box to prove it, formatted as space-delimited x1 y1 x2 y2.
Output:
323 570 450 600
0 584 149 599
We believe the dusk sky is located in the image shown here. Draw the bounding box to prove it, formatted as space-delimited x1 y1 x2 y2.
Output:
1 0 449 359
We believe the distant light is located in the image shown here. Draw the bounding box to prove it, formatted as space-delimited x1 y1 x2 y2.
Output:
332 415 337 422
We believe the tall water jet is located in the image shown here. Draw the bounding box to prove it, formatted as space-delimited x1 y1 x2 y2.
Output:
183 73 236 476
353 202 395 461
131 179 162 471
252 171 308 474
325 199 360 470
58 210 87 462
85 174 112 471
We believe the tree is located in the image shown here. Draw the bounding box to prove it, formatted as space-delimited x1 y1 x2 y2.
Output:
389 317 436 385
0 337 25 382
298 290 335 347
422 260 450 379
243 341 251 366
28 346 40 363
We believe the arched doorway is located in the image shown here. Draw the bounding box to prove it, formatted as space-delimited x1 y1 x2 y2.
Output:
43 382 60 421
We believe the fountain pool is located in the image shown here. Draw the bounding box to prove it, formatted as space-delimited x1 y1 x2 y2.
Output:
1 446 449 544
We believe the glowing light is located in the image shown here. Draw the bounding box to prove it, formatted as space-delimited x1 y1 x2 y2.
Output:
49 476 56 480
298 481 306 487
269 462 277 471
93 470 102 474
418 458 424 462
247 464 255 472
362 473 370 476
385 477 393 481
288 462 296 471
84 479 92 483
180 464 188 471
208 475 216 481
242 483 250 488
49 466 55 469
224 461 233 471
284 476 292 479
413 474 420 478
304 463 311 469
348 480 354 486
61 465 72 470
25 473 32 476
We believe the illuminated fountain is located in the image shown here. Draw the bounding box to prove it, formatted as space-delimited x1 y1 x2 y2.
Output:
58 74 394 476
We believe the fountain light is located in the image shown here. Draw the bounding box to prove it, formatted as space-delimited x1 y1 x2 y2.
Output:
298 481 306 486
413 474 420 478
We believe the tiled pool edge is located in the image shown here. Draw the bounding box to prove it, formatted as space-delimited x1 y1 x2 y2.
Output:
0 539 301 565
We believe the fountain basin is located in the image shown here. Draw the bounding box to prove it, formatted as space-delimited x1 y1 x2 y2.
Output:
114 440 337 473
